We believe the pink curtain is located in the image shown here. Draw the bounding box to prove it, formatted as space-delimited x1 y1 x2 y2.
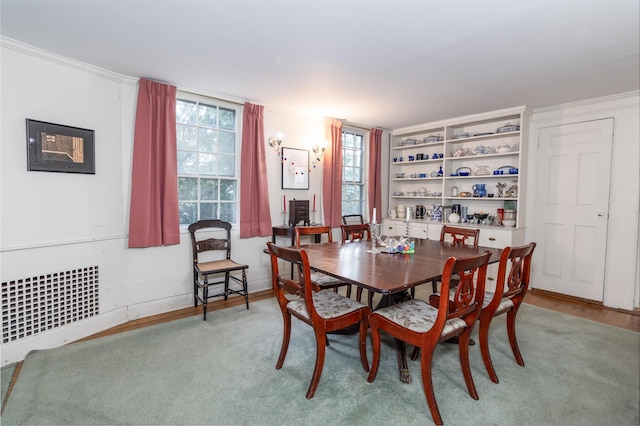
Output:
128 78 180 248
368 128 383 223
240 102 272 238
323 118 343 227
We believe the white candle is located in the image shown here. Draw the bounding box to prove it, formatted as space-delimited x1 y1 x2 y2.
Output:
372 207 377 224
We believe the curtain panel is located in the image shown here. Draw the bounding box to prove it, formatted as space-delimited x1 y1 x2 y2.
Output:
128 78 180 248
322 118 343 228
368 128 383 222
239 102 272 238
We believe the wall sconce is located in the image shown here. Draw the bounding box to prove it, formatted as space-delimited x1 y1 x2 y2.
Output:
312 140 328 161
268 132 284 154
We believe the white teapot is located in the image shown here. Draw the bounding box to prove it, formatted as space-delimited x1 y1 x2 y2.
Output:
471 144 491 155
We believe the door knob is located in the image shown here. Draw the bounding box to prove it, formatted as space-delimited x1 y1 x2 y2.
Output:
597 213 604 217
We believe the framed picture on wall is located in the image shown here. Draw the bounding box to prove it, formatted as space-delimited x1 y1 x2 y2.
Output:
281 147 309 190
26 119 95 174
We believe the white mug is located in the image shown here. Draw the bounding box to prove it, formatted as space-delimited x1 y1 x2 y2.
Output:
396 205 406 218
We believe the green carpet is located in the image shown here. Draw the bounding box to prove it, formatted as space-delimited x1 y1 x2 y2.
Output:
1 298 638 425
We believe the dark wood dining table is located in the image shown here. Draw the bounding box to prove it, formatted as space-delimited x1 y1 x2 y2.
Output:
300 238 502 383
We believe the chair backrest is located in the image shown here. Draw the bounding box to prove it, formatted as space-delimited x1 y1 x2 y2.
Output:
342 214 364 225
435 251 491 326
341 223 371 242
490 242 537 305
267 241 317 315
440 225 480 248
188 220 233 264
294 225 333 247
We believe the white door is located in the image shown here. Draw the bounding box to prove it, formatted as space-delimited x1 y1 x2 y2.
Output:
533 119 613 301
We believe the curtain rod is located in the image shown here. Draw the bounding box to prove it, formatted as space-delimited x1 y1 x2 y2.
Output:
341 121 390 132
177 86 246 107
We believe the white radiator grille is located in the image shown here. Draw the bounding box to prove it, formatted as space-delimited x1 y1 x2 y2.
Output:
2 266 99 343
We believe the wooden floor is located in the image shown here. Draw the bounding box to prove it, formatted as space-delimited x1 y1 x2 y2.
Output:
79 288 640 342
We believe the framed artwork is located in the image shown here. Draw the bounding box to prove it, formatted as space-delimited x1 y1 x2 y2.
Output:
281 147 309 190
26 119 95 174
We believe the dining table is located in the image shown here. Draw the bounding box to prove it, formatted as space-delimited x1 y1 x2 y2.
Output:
300 237 502 384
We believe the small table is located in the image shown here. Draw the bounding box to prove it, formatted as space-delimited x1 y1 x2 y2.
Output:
301 238 502 383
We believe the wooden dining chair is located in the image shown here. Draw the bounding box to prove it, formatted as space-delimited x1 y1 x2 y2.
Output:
367 251 491 425
266 242 370 399
340 223 374 306
295 225 353 297
479 242 536 383
425 225 481 294
188 220 249 320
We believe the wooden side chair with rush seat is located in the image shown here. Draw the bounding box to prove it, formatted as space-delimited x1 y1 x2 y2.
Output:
479 242 536 383
367 251 491 425
341 214 364 225
266 242 371 399
341 223 374 306
188 220 249 320
295 225 353 297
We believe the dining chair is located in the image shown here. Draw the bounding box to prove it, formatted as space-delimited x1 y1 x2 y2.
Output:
266 242 370 399
424 225 481 294
188 220 249 320
341 214 364 225
340 223 374 306
479 242 536 383
295 225 353 297
367 251 491 425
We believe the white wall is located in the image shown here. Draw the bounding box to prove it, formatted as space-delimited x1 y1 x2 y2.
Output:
0 39 330 364
526 92 640 310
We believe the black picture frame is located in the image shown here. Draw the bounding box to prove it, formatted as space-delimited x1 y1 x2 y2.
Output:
26 119 95 174
281 147 309 190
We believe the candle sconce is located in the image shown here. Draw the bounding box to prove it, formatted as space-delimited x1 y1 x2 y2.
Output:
312 140 327 161
268 132 284 155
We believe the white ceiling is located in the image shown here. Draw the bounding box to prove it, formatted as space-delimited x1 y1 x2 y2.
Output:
1 0 638 129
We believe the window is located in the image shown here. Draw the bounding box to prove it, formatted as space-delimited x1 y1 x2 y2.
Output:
176 94 240 225
342 129 366 216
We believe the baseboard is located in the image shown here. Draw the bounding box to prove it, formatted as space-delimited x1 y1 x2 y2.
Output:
529 288 640 317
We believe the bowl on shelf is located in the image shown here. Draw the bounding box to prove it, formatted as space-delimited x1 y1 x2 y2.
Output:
451 148 468 157
396 173 405 178
456 166 472 176
502 219 516 227
474 212 489 221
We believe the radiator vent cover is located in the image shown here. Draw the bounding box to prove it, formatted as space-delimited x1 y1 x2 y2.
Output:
2 266 99 344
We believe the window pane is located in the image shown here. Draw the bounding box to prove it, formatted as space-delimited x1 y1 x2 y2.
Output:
220 179 237 201
198 153 217 175
177 151 197 175
343 166 354 182
198 103 217 127
177 125 197 150
220 202 236 222
199 128 217 153
218 131 235 154
343 132 355 148
179 202 197 225
354 168 362 182
199 202 216 220
178 177 198 200
219 107 235 131
200 178 218 201
354 134 364 149
176 100 197 125
218 155 235 176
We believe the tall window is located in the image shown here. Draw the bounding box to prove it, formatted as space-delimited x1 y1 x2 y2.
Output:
342 129 366 216
176 94 239 225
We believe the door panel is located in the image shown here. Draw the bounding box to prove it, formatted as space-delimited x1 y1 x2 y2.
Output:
533 119 613 301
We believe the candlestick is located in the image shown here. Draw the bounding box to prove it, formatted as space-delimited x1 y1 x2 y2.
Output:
283 195 286 212
313 194 316 211
367 222 381 255
372 207 377 224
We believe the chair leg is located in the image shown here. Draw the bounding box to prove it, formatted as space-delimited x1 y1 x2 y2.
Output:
276 312 292 370
306 329 327 399
431 279 438 293
506 309 525 366
202 282 208 321
420 345 443 426
356 286 363 302
366 318 381 383
345 285 352 298
458 329 479 400
242 268 249 309
479 314 499 383
224 272 230 300
358 317 370 372
367 291 374 309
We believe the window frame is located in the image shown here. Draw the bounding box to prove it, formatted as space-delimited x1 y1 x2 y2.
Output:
176 91 242 227
341 127 368 217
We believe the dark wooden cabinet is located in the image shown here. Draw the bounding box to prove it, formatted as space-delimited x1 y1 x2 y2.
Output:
289 200 310 227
